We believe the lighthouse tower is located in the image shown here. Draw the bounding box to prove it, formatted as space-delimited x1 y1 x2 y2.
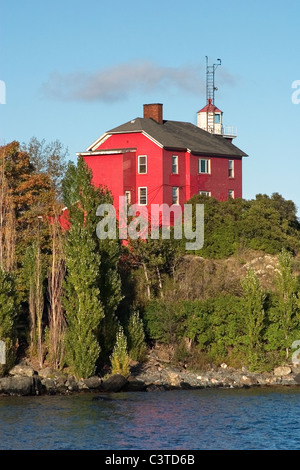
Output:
197 58 237 141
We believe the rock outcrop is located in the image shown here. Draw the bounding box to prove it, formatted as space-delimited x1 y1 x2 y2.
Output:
0 359 299 396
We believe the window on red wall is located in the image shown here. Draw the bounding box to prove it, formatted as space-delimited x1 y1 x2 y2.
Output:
172 155 178 174
228 160 234 178
199 190 211 196
138 187 147 205
199 159 210 174
138 155 147 174
172 187 179 205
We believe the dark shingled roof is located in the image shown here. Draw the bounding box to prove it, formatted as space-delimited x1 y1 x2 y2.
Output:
107 117 247 157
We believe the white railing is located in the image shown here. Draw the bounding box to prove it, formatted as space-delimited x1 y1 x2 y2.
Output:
222 126 237 137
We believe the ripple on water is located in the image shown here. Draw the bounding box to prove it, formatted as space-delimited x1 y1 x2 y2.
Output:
0 388 300 450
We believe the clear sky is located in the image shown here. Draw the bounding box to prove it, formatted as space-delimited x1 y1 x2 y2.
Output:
1 0 300 209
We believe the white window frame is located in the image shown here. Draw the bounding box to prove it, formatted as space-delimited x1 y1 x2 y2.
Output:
228 160 234 178
199 190 211 197
138 187 147 205
172 155 178 174
199 158 210 174
138 155 147 174
228 189 235 199
172 186 179 205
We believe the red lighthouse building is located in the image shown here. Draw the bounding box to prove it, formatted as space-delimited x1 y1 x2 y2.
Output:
77 103 247 214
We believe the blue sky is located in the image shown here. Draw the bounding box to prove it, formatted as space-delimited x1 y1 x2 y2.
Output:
1 0 300 209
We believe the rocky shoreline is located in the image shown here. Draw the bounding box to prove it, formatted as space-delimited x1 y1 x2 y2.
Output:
1 355 300 396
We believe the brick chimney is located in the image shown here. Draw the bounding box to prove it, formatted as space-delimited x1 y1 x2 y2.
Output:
143 103 163 124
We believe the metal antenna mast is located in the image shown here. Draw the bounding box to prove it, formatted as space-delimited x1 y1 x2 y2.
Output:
206 56 221 105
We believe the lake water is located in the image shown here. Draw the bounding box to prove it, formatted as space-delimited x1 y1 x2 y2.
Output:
0 387 299 450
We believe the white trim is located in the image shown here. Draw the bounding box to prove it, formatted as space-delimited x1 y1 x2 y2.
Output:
86 128 164 153
77 148 136 157
141 131 163 148
87 133 111 151
228 189 235 199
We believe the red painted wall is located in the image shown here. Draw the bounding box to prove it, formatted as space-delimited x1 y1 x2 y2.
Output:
85 132 243 216
190 155 242 200
83 153 124 206
95 133 164 208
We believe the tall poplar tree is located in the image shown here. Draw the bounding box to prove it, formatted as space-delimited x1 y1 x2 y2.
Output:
62 158 105 379
275 249 299 359
241 268 266 369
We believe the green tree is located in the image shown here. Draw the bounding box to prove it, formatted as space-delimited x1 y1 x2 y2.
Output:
96 199 123 365
0 270 19 374
110 325 130 377
63 158 104 379
274 249 299 359
241 268 266 369
126 310 147 362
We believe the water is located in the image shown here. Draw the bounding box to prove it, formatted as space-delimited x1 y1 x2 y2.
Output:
0 387 299 450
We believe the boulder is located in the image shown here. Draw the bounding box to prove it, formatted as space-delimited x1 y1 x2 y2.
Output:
41 377 57 394
83 376 102 390
99 374 128 392
66 376 79 392
241 375 258 386
0 376 34 395
9 364 35 377
274 366 292 376
123 376 146 392
293 373 300 384
38 367 56 379
167 372 181 387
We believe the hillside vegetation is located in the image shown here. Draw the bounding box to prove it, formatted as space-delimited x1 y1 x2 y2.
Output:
1 140 300 377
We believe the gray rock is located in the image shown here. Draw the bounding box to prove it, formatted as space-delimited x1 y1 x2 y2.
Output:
66 376 79 392
0 376 34 395
123 376 146 392
38 367 56 379
9 364 35 377
294 373 300 384
83 376 102 389
41 377 56 394
99 374 128 392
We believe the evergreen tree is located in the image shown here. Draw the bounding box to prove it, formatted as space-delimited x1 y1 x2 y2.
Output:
62 158 104 379
110 326 130 377
96 237 123 365
274 249 299 359
126 310 147 362
241 268 266 369
0 270 19 375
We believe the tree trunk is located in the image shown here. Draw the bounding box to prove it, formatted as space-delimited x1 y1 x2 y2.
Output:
142 262 151 299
